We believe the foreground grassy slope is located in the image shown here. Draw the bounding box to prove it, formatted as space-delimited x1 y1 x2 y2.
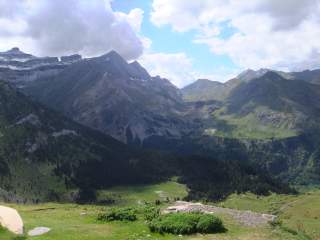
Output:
1 203 287 240
1 182 318 240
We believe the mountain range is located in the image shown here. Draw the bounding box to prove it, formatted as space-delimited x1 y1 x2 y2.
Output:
0 80 174 203
0 79 285 203
0 47 319 202
23 51 191 145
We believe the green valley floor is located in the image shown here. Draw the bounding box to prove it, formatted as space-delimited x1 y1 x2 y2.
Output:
1 181 319 240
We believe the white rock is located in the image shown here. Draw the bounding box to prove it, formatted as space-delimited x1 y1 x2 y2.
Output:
52 129 78 138
28 227 51 236
16 114 41 126
0 206 24 234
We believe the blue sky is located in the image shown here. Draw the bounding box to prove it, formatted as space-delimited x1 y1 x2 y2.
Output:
111 0 320 87
112 0 239 84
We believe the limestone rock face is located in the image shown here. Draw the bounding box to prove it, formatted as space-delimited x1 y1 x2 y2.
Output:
0 48 81 88
24 51 191 144
61 54 82 63
0 206 24 234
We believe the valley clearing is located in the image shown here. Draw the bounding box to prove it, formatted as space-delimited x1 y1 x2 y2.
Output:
0 181 319 240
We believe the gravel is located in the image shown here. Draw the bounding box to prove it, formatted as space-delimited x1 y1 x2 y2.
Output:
164 201 276 227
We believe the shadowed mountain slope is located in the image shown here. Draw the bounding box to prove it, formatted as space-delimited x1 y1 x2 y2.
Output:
24 51 190 144
0 80 174 203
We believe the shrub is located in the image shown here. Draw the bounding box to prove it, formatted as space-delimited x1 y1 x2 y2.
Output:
149 213 200 235
196 214 225 233
97 207 137 222
148 212 225 235
143 205 161 221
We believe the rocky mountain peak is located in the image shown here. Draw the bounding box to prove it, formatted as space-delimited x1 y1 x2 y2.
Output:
197 78 211 82
7 47 22 53
182 79 223 93
129 61 151 80
0 47 35 61
261 70 284 81
23 49 188 144
196 79 222 85
181 78 228 102
2 47 30 55
101 50 127 64
237 68 270 82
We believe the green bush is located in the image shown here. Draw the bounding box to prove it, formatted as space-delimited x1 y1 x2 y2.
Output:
97 207 137 222
196 214 225 233
142 205 160 221
148 212 225 235
149 213 200 235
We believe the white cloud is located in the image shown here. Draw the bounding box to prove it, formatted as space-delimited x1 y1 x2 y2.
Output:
0 0 26 19
256 0 319 30
139 52 194 87
139 52 239 87
196 12 320 71
151 0 320 71
0 18 27 36
151 1 209 32
115 8 144 33
0 0 144 60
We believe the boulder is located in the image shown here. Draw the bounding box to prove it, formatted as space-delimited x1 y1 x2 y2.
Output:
28 227 51 236
0 205 24 234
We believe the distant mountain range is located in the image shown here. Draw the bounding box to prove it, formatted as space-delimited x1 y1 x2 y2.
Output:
182 68 320 102
0 47 319 202
182 68 320 139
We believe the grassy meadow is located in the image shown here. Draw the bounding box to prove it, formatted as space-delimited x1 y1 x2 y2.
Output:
211 107 298 139
1 181 319 240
